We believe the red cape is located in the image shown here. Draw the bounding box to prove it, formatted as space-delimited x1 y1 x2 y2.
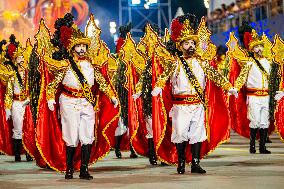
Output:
152 56 230 164
0 81 14 155
36 61 119 172
129 63 148 156
229 59 275 138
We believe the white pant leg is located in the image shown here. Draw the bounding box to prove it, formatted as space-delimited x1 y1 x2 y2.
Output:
11 101 25 139
248 96 270 129
170 104 207 144
115 117 128 136
79 103 95 145
59 95 81 147
145 116 153 139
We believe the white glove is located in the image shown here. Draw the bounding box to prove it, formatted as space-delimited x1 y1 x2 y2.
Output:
5 109 11 121
111 97 119 108
47 99 56 111
22 98 30 107
275 91 284 101
228 88 238 98
132 92 142 100
151 87 162 97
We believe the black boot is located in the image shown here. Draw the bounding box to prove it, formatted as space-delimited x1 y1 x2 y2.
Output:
14 139 22 162
129 145 138 158
176 142 186 174
79 144 93 180
191 142 206 174
259 129 271 154
65 146 76 179
148 138 157 165
115 136 122 158
250 128 257 154
26 153 33 162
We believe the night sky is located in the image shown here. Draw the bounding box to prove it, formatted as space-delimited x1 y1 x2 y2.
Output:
83 0 207 51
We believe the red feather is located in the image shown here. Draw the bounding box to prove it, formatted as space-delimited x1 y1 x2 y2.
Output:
7 44 17 59
60 26 73 49
243 32 252 50
116 37 125 53
170 19 184 42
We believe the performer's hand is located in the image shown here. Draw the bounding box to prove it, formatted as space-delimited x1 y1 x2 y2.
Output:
275 91 284 101
5 109 11 121
228 88 238 98
132 92 142 100
111 97 119 108
151 87 162 96
22 98 30 107
47 99 56 111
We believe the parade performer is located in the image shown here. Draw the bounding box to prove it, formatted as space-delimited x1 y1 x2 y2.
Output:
227 22 280 154
151 14 237 174
0 35 33 162
35 13 119 179
113 23 138 159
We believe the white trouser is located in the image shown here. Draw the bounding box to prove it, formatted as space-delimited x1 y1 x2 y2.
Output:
115 117 128 136
11 100 26 139
170 104 207 144
247 95 270 129
145 116 153 139
59 94 95 147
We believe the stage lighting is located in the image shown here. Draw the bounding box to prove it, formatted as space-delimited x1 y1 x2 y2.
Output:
144 3 150 9
110 27 117 34
149 0 157 4
109 22 117 28
131 0 141 5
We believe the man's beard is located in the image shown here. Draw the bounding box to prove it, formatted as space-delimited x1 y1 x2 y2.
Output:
75 50 86 57
254 49 263 57
183 47 195 57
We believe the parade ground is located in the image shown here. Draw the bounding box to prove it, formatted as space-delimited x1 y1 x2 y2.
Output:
1 132 284 189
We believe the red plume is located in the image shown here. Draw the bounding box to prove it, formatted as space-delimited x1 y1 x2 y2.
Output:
60 26 73 49
243 32 252 50
170 19 184 42
116 37 125 53
7 44 17 59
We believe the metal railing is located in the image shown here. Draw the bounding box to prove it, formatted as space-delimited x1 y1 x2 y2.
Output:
208 0 284 34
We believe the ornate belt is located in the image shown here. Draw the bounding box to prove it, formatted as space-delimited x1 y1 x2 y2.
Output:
173 94 201 105
62 85 84 98
13 94 26 101
246 88 269 96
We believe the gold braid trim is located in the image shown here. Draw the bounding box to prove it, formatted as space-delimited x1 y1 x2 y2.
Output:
46 71 66 100
94 68 115 99
201 60 232 91
234 62 253 91
4 77 14 109
135 65 151 93
155 60 177 89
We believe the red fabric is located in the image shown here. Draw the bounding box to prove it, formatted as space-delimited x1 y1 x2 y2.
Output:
60 26 73 49
243 32 252 50
7 44 17 60
129 64 148 156
152 57 230 164
116 37 125 54
229 58 275 138
36 61 119 172
275 98 284 141
0 81 14 155
22 105 47 167
170 19 184 43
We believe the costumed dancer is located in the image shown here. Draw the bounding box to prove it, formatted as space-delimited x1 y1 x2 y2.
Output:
113 23 138 159
228 22 280 154
1 35 33 162
151 14 238 174
35 13 119 180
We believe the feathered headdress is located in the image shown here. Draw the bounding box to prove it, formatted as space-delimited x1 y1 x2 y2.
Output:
51 13 91 59
170 13 199 45
238 21 263 51
5 34 24 62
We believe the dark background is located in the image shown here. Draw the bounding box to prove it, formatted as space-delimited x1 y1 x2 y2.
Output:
82 0 207 51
